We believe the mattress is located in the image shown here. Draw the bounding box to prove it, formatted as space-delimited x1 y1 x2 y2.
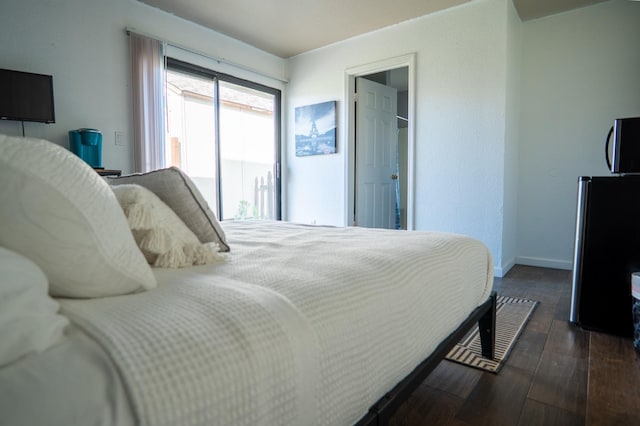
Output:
0 221 493 426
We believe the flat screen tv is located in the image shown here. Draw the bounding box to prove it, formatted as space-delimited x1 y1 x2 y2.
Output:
0 68 55 123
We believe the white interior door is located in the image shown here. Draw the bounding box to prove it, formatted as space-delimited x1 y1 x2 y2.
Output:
355 77 398 229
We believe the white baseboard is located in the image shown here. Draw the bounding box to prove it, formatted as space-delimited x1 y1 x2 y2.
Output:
514 256 573 271
493 256 572 278
494 257 517 278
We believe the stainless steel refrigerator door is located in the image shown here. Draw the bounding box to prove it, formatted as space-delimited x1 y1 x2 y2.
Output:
569 175 639 337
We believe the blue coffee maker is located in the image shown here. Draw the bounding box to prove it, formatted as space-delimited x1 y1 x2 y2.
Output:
69 128 102 168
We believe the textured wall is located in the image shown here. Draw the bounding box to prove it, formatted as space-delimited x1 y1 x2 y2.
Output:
517 0 640 269
286 0 511 274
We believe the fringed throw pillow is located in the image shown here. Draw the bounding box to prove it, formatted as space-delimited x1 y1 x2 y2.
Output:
106 167 230 252
111 184 225 268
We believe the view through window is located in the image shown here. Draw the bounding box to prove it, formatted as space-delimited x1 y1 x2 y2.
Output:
165 62 280 221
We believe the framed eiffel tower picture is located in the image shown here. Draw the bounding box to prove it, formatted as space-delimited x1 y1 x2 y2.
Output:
295 101 336 157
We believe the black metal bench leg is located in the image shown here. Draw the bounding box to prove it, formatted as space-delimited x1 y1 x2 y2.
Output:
478 292 497 359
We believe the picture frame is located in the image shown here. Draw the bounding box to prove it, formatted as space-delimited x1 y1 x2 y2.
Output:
295 101 336 157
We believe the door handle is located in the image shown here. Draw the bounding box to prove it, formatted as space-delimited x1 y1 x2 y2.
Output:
391 174 398 180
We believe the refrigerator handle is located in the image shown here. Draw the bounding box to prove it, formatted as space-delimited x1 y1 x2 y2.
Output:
570 177 590 324
605 126 614 171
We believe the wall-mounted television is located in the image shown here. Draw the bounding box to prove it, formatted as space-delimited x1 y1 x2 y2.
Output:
0 68 55 123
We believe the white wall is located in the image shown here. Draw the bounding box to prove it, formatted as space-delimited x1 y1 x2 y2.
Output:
517 0 640 270
286 0 512 274
0 0 285 174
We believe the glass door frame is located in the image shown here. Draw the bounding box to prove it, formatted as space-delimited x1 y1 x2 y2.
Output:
166 57 282 221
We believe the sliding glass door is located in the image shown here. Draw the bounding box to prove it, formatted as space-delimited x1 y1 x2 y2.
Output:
218 80 278 220
165 59 281 221
165 67 219 211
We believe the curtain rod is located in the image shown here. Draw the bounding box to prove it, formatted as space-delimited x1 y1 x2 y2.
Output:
125 27 288 84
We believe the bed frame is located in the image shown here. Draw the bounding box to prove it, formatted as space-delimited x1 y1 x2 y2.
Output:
356 291 497 426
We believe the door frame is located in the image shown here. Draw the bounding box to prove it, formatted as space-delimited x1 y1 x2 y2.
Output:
344 53 416 229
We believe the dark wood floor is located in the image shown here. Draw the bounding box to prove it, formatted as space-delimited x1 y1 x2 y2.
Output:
390 265 640 426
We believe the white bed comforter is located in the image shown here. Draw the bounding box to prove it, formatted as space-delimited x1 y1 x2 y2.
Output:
60 221 493 426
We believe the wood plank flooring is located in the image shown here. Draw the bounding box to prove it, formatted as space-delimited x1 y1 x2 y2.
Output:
389 265 640 426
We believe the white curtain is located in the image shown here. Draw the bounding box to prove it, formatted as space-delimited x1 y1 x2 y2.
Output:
129 32 165 173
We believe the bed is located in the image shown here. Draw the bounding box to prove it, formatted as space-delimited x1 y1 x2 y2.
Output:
0 134 495 426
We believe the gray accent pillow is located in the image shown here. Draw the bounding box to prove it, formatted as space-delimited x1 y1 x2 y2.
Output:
107 167 230 252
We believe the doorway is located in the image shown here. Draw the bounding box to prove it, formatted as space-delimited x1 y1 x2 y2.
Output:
345 54 415 230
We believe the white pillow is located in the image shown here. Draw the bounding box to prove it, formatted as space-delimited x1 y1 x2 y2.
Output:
111 184 225 268
0 247 69 367
0 134 156 298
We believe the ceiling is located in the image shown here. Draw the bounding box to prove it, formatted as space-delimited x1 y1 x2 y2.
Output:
138 0 609 58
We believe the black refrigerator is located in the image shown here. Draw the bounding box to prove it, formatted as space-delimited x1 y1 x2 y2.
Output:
570 175 640 337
